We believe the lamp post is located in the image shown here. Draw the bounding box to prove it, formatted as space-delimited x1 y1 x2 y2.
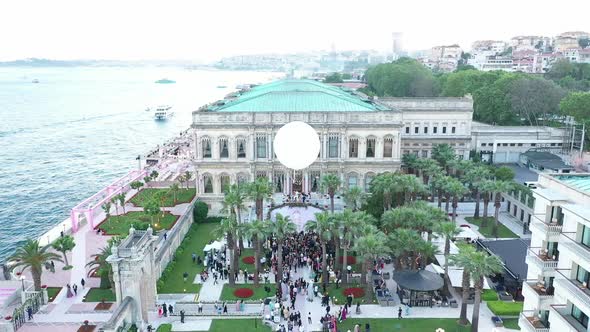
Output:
20 276 25 291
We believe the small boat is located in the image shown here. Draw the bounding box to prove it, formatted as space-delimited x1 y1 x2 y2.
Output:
216 85 227 88
153 105 174 120
155 78 176 84
32 79 39 83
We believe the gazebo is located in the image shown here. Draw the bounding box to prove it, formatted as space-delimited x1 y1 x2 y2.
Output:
393 270 444 307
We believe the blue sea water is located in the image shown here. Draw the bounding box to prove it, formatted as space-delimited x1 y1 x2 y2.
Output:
0 66 278 261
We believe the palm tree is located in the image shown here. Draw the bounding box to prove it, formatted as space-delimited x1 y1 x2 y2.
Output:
370 173 395 211
449 244 477 326
435 222 461 284
222 184 247 249
169 183 180 204
52 235 75 268
271 213 296 284
431 173 447 208
468 250 504 332
416 240 438 269
116 193 126 214
183 170 193 189
110 196 119 216
87 238 121 290
402 153 419 174
246 177 273 221
423 163 443 201
9 240 62 290
444 178 468 222
387 229 423 270
464 166 492 218
479 180 496 222
342 186 366 211
353 232 388 300
102 202 112 218
415 158 439 185
305 211 334 284
339 210 363 284
381 207 428 234
320 174 341 213
213 217 239 286
243 219 270 286
432 144 456 172
398 174 426 203
492 180 514 238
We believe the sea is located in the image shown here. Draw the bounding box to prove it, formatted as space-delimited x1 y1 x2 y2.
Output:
0 66 280 261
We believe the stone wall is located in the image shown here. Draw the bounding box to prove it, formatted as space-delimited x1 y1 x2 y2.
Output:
154 199 195 278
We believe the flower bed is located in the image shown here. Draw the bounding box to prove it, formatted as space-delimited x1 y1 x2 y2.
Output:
343 287 365 298
338 256 357 265
242 256 255 264
233 288 254 298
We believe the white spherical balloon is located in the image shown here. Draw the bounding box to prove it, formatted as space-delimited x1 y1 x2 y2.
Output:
273 121 320 170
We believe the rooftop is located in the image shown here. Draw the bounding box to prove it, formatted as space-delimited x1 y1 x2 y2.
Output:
521 151 573 171
553 174 590 194
203 79 389 113
479 238 531 281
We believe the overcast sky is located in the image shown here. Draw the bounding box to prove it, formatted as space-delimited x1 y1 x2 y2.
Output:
2 0 589 62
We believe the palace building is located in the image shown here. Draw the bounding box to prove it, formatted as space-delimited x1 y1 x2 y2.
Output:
190 79 474 212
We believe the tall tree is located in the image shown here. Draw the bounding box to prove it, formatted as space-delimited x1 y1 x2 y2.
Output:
183 170 193 189
468 251 504 332
444 178 468 222
305 211 334 284
339 210 364 284
9 240 62 290
449 244 477 326
243 219 270 286
213 217 239 286
52 235 76 268
509 77 565 126
169 183 180 204
463 166 492 218
370 173 395 211
222 184 246 249
87 237 121 290
271 213 297 284
246 178 273 221
479 180 496 221
435 222 461 285
492 181 514 238
116 193 126 214
402 153 419 174
432 144 456 172
354 232 389 300
320 174 341 213
102 202 112 218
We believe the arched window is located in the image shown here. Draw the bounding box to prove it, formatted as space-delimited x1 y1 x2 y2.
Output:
349 137 358 158
220 174 230 193
236 138 246 158
219 137 229 158
202 138 212 158
383 136 393 158
348 173 358 188
365 173 375 192
328 136 339 158
366 137 376 158
237 173 248 187
203 174 213 193
256 135 267 159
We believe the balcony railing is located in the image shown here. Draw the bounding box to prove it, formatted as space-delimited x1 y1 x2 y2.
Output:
519 311 550 332
530 217 562 237
555 269 590 310
524 280 555 298
550 304 586 332
526 247 559 272
560 232 590 262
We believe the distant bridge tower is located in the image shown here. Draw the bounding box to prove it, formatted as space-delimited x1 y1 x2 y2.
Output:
103 227 158 331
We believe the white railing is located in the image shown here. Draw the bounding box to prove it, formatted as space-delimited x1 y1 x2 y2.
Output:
519 311 550 332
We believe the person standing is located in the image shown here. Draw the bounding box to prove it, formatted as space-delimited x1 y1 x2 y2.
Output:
398 307 402 319
73 284 78 296
162 303 168 317
80 278 86 289
307 312 312 325
27 306 33 320
168 304 174 315
180 309 185 323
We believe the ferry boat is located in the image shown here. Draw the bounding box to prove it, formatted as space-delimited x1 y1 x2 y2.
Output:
152 105 174 120
155 78 175 84
31 79 39 83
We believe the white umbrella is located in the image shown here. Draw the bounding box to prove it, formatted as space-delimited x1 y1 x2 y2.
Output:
426 263 445 274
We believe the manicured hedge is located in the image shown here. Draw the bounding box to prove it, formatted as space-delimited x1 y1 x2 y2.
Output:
486 300 523 316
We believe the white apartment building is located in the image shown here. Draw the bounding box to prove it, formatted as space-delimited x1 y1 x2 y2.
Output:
520 173 590 332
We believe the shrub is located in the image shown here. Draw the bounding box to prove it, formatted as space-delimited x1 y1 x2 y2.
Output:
193 201 208 223
205 217 223 223
343 287 365 298
242 256 255 264
482 289 498 301
233 288 254 298
486 300 523 316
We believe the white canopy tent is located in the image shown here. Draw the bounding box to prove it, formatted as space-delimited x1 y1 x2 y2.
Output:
203 240 226 252
425 263 444 274
456 226 480 240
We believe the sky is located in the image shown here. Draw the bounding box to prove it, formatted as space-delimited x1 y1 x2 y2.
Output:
1 0 589 62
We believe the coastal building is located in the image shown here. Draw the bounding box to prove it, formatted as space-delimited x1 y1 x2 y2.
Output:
520 173 590 332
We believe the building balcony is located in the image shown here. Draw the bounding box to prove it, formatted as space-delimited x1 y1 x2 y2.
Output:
554 270 590 315
559 232 590 271
522 280 555 310
526 247 558 274
529 215 562 241
549 305 587 332
519 311 550 332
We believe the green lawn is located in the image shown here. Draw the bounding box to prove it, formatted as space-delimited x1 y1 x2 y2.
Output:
99 211 177 235
219 284 276 301
336 318 470 332
157 222 219 293
46 287 61 302
464 217 519 238
325 284 376 305
238 248 257 271
482 289 498 301
130 188 196 207
486 300 524 316
156 320 270 332
83 288 116 302
503 318 520 330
